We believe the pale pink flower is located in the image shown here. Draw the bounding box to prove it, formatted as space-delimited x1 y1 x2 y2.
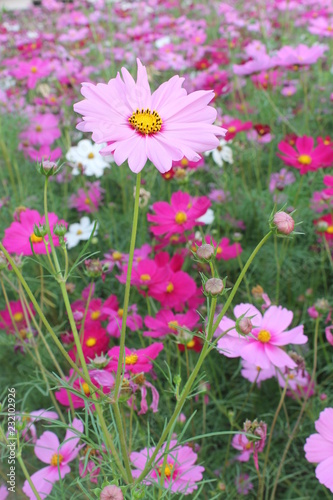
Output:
217 304 307 369
273 211 295 235
74 59 226 174
131 439 204 494
22 418 83 499
304 408 333 493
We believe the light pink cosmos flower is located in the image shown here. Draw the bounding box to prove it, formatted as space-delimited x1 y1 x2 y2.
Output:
304 408 333 494
69 181 104 213
131 440 204 495
101 295 142 338
232 433 253 462
22 418 84 499
74 59 226 174
217 304 307 369
275 44 328 67
2 208 66 256
241 360 276 386
17 409 58 443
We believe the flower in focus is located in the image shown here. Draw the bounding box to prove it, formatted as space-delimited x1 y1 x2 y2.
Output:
3 208 65 256
304 408 333 494
131 440 204 495
74 59 226 173
22 418 83 499
217 304 307 369
107 343 164 374
65 216 98 249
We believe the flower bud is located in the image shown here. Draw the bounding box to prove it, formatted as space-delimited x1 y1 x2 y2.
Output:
237 317 253 335
91 354 109 369
53 223 67 237
316 220 329 232
33 223 47 238
100 485 124 500
273 211 294 235
196 243 214 261
314 298 330 314
38 160 62 177
84 258 103 278
204 278 224 296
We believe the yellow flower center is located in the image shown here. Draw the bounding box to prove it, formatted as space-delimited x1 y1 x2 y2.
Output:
82 382 90 395
129 108 162 135
85 337 97 347
180 158 189 166
168 320 179 330
76 229 83 235
324 140 330 145
158 462 173 478
35 125 42 132
170 235 179 242
30 233 43 243
118 308 124 318
91 311 101 320
19 329 27 339
112 251 122 260
257 329 271 343
245 442 252 450
30 66 38 73
216 246 222 254
175 211 187 224
84 197 91 204
13 312 24 322
187 339 195 348
298 154 312 165
326 225 333 234
166 282 174 293
140 274 151 282
228 125 236 132
125 353 138 365
50 453 64 467
87 152 94 159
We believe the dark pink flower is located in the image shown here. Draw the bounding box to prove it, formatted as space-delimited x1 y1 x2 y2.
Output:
107 343 164 374
277 136 333 174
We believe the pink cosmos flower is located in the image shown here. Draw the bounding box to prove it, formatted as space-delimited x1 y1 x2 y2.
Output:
202 235 242 261
277 368 315 399
233 54 277 76
11 58 52 89
241 360 276 386
147 191 211 237
20 113 61 146
0 300 35 334
304 408 333 494
275 44 328 67
68 322 109 362
308 18 333 38
217 304 307 369
2 208 66 256
117 258 167 297
74 59 226 174
24 144 62 163
22 418 83 499
314 213 333 241
69 181 104 213
277 136 333 174
0 484 8 500
144 309 199 338
131 440 204 495
17 409 58 443
269 168 296 192
232 433 253 462
208 189 230 203
128 374 160 415
107 343 164 374
235 473 254 495
55 369 114 409
222 118 253 141
101 295 142 338
325 325 333 346
152 268 197 308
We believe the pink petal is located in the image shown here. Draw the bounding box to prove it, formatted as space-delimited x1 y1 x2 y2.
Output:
315 408 333 442
261 306 293 334
305 434 333 463
241 341 272 369
270 325 307 346
35 431 60 463
315 456 333 493
264 344 296 369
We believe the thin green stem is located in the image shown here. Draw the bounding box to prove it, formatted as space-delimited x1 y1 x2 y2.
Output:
17 453 42 500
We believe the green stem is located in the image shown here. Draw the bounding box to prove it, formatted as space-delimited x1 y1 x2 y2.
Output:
114 172 141 395
259 379 289 500
270 317 320 500
212 231 272 336
17 453 42 500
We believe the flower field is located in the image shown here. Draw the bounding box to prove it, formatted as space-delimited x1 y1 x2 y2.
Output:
0 0 333 498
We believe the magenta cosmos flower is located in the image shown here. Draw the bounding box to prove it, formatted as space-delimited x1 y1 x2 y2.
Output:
304 408 333 494
147 191 211 237
74 59 226 173
217 304 307 369
131 440 204 495
107 343 164 374
277 136 333 174
22 418 83 499
2 208 66 256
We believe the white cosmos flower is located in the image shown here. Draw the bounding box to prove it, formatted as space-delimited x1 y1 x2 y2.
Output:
66 139 113 178
197 208 214 225
65 217 98 249
205 139 233 167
